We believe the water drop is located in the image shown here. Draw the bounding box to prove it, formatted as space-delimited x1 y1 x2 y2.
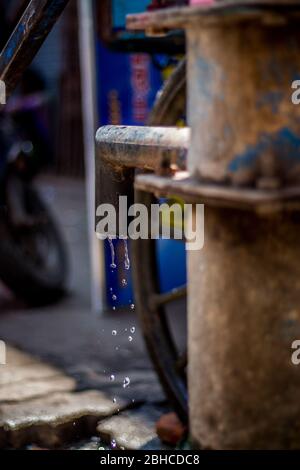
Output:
112 295 117 301
130 327 136 334
130 304 135 311
112 330 117 336
128 336 133 342
123 377 131 389
108 238 117 269
111 439 117 449
113 398 117 404
122 279 127 287
124 240 130 271
112 306 116 311
110 375 115 382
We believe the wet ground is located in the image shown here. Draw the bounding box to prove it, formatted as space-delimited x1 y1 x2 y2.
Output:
0 175 173 449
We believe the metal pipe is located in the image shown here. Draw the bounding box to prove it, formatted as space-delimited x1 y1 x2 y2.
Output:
95 125 189 235
0 0 70 99
78 0 106 313
96 125 189 172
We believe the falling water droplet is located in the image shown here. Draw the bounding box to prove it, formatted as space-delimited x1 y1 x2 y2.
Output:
122 279 127 287
130 327 136 334
111 439 117 449
112 306 116 311
128 336 133 342
123 377 130 389
124 240 130 271
108 238 117 269
113 398 117 404
110 375 115 382
112 330 117 336
130 304 135 311
112 295 117 301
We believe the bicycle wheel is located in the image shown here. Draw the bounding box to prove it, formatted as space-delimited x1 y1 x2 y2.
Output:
132 59 188 422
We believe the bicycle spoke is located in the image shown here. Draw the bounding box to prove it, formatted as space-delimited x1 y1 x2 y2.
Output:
151 285 187 308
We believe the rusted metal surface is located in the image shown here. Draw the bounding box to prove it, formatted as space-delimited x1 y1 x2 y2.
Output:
0 0 70 99
186 11 300 189
95 126 189 232
127 0 300 32
135 173 300 212
189 205 300 449
96 125 189 173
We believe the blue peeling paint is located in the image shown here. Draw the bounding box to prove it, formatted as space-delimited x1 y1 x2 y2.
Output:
256 90 284 115
228 128 300 174
196 57 225 103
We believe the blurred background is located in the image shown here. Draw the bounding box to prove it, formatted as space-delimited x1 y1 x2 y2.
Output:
0 0 187 312
0 0 188 434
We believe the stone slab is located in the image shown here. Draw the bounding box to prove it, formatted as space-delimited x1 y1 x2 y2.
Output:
97 406 166 450
0 390 126 449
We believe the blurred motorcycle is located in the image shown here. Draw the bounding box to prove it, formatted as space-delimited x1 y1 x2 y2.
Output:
0 73 68 306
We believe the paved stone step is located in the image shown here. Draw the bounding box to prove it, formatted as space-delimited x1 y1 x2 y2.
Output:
0 375 76 404
97 406 168 450
0 347 76 403
0 390 125 449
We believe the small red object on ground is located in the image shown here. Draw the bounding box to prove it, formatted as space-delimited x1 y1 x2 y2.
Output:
156 413 187 446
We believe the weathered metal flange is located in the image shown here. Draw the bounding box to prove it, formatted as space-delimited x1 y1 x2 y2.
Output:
127 1 300 33
135 172 300 212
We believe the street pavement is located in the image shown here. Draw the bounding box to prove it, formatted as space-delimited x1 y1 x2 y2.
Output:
0 176 171 449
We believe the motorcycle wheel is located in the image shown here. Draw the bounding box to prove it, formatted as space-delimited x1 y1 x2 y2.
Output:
0 185 68 306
